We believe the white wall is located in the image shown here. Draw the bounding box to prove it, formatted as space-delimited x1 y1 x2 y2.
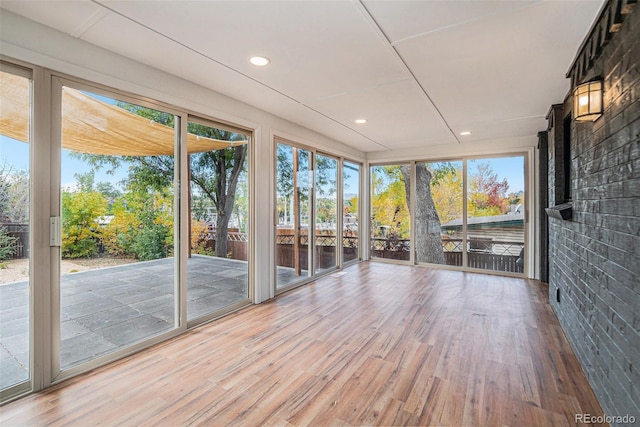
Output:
1 10 366 302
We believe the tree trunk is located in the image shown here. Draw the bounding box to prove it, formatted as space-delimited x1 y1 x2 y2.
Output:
215 210 231 258
400 164 445 264
214 145 247 258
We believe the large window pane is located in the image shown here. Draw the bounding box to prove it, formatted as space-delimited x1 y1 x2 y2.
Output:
315 154 337 274
466 156 525 273
60 87 177 370
0 68 31 391
187 120 249 321
370 164 410 261
417 161 463 266
276 143 312 288
342 161 359 263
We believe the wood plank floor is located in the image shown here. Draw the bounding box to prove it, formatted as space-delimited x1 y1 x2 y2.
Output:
0 262 606 426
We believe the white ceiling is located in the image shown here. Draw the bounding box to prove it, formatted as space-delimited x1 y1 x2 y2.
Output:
1 0 603 153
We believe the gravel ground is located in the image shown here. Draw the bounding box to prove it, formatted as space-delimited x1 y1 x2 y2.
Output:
0 257 136 285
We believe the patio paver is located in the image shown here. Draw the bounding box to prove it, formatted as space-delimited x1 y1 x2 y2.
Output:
0 255 248 390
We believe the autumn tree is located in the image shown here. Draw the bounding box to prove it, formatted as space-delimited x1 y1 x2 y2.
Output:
61 176 108 258
468 162 510 216
101 183 174 260
429 165 462 224
77 103 247 259
372 161 513 265
370 166 410 240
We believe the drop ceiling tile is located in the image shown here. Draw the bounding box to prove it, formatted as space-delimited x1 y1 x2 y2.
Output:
395 1 602 129
80 11 383 152
2 0 606 154
1 0 106 38
99 0 408 102
307 79 455 149
363 0 526 44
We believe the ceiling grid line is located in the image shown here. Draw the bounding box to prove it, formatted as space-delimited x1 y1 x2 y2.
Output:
355 0 461 145
89 0 391 152
2 0 605 152
388 0 539 47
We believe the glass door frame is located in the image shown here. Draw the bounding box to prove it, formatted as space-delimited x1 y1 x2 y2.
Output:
0 61 257 404
463 152 529 277
184 114 254 328
368 160 415 266
0 60 34 402
314 151 339 276
273 139 360 294
408 152 530 278
274 138 315 293
50 75 186 383
341 158 363 268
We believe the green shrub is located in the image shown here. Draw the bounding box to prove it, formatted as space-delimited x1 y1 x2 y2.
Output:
61 191 107 259
104 189 174 261
0 227 17 261
131 222 171 261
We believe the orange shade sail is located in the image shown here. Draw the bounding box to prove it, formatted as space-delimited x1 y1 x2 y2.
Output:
0 72 247 156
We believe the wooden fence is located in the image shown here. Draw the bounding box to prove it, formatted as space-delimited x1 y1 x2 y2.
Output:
371 237 524 273
202 231 358 268
0 223 28 259
205 232 522 272
4 223 519 272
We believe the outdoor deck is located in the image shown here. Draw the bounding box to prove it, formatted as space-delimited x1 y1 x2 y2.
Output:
0 255 249 390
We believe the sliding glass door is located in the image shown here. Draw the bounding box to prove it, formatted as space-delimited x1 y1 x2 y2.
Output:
370 164 411 261
276 142 312 289
314 154 338 275
57 82 179 372
275 142 358 290
466 156 525 273
186 118 250 322
1 63 256 403
371 156 526 275
342 161 360 264
0 64 32 396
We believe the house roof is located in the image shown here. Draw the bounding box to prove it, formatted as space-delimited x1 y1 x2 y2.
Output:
442 212 525 228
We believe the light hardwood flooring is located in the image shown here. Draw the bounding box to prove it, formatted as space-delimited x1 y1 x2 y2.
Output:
0 262 605 426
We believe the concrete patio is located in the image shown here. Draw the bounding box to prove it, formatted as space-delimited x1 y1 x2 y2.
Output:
0 255 250 390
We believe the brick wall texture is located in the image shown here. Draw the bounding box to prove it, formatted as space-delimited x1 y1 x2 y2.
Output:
548 5 640 423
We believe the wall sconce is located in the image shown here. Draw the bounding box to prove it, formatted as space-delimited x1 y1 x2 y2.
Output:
573 80 603 122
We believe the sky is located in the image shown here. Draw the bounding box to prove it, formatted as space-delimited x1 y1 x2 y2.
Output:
0 135 128 189
469 156 525 194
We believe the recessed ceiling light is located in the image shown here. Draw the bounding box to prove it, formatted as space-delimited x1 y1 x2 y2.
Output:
249 56 270 66
460 131 472 136
355 119 367 124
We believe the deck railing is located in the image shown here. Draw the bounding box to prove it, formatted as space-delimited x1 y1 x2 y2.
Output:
370 237 524 272
3 223 521 273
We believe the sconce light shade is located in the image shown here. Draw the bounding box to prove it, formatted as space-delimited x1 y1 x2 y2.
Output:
573 80 603 122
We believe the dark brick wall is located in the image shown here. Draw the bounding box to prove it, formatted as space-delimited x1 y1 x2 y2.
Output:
547 4 640 423
547 104 569 207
